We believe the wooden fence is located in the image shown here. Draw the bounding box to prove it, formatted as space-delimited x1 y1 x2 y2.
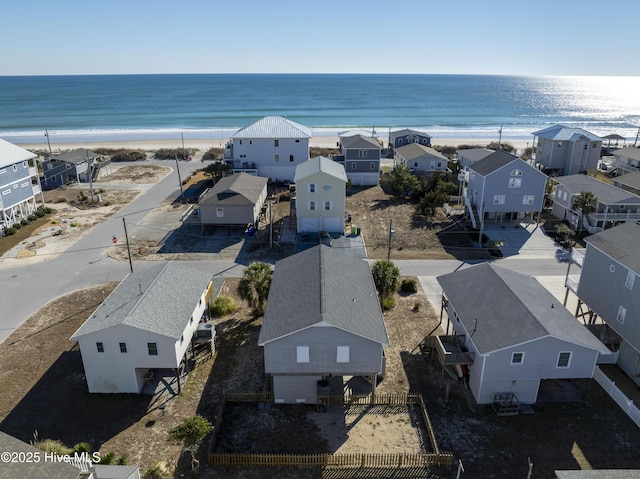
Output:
207 391 453 468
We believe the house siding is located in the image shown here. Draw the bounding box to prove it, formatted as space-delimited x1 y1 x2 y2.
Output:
230 138 309 181
0 161 36 209
264 326 384 376
200 204 256 225
273 375 322 404
295 170 346 233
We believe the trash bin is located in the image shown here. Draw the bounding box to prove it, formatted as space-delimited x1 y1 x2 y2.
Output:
356 227 361 236
247 226 254 236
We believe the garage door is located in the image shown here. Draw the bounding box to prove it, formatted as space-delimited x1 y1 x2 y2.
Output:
324 217 342 233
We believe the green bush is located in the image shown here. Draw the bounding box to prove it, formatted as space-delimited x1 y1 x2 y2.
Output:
42 206 53 214
97 452 115 465
73 442 91 453
14 222 22 230
21 218 29 226
382 295 396 311
143 465 164 479
28 214 37 221
4 227 17 235
32 438 73 456
35 208 46 217
399 279 417 293
55 196 67 203
210 295 238 317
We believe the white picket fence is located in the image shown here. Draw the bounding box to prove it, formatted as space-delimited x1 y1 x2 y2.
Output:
594 366 640 428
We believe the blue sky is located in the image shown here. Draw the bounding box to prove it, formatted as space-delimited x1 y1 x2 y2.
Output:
2 0 639 76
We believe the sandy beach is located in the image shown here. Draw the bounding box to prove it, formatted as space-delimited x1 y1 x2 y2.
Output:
16 136 532 155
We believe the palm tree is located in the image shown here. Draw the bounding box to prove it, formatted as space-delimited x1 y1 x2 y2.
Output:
371 260 400 304
572 191 598 234
237 262 273 317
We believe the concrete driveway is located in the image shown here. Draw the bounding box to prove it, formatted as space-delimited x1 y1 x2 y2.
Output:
482 221 568 262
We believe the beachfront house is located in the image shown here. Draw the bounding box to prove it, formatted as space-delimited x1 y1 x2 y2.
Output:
532 125 602 176
293 155 347 233
613 171 640 196
258 245 389 404
0 139 44 231
610 147 640 176
71 262 215 394
463 150 547 230
333 133 381 186
223 116 312 182
565 222 640 386
393 143 449 175
41 148 104 189
197 172 268 232
388 128 431 149
436 263 610 405
549 174 640 233
0 431 142 479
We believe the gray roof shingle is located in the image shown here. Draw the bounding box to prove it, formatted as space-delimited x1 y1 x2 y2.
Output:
554 174 640 205
389 128 431 139
199 173 268 206
468 150 521 176
395 143 447 161
437 263 608 355
0 431 80 478
51 148 99 164
340 134 381 150
612 146 640 162
258 245 388 346
614 171 640 190
456 148 494 162
585 221 640 274
294 156 347 182
71 262 212 340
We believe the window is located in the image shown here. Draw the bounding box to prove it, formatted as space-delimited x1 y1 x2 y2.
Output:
398 139 403 144
625 271 635 290
510 169 522 176
617 305 627 324
308 201 316 211
239 139 243 145
119 342 127 353
296 346 309 363
563 191 567 201
295 139 300 143
50 175 56 183
511 352 524 364
289 155 294 162
370 162 376 170
96 342 104 353
308 183 316 193
337 346 350 363
180 335 184 344
12 164 17 171
274 154 279 162
351 163 357 170
493 195 505 205
413 161 418 168
508 178 522 188
216 207 224 218
358 150 367 158
557 352 572 368
522 195 535 205
148 342 158 355
274 139 279 147
0 168 5 174
23 160 27 168
323 201 332 211
249 140 252 145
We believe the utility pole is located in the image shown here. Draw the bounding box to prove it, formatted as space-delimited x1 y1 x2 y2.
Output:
269 200 273 249
87 151 95 205
181 132 186 160
498 125 503 150
175 154 184 203
634 125 640 147
387 218 393 261
123 217 133 273
44 129 53 158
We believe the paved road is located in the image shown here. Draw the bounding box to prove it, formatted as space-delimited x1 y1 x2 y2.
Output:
0 161 574 344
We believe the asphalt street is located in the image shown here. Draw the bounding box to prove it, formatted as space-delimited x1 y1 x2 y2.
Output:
0 162 573 344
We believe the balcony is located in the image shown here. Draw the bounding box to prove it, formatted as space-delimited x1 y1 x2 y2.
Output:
423 334 475 366
613 158 640 174
565 275 580 294
28 166 37 177
571 248 584 267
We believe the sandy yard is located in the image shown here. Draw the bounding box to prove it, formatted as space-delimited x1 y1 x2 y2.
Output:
99 165 172 183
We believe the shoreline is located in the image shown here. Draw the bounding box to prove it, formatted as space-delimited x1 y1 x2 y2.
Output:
14 136 532 154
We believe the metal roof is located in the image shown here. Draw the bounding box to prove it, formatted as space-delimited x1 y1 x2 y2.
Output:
231 116 312 139
71 262 212 340
437 263 608 355
294 156 347 182
533 124 602 142
456 148 494 162
0 138 36 169
585 221 640 275
553 174 640 206
199 172 268 206
258 245 389 346
394 143 446 161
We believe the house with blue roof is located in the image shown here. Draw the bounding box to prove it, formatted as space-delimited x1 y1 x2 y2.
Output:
223 116 312 182
258 245 389 404
71 262 214 394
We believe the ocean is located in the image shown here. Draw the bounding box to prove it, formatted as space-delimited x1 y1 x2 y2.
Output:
0 74 639 145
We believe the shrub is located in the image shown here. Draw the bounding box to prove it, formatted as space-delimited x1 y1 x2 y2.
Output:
413 301 421 312
55 196 67 203
32 438 73 456
4 227 17 235
143 465 164 479
35 208 46 217
399 278 417 294
97 452 115 465
14 222 22 230
210 295 238 317
73 442 91 453
70 222 78 227
382 295 396 311
28 214 37 221
21 218 29 226
42 207 53 214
